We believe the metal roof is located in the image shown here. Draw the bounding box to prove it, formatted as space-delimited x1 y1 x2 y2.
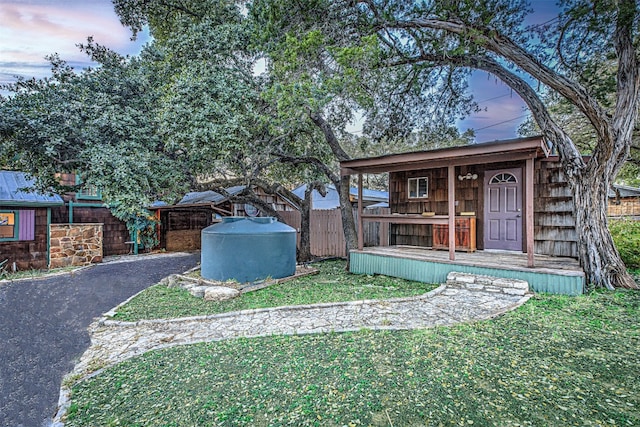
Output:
292 184 389 210
0 171 63 207
178 185 246 205
608 184 640 198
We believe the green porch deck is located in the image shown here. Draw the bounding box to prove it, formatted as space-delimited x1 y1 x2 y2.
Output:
350 246 586 295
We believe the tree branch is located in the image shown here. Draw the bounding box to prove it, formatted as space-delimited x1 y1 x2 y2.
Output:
308 111 351 162
370 13 613 143
272 151 340 184
608 0 640 178
387 52 586 177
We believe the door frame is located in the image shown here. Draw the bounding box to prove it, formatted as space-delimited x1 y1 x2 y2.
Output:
483 167 523 251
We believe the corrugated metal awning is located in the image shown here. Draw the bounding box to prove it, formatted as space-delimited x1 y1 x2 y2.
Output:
0 171 64 207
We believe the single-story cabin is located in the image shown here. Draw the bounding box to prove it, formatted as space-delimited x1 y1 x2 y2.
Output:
340 136 587 295
0 171 64 271
150 185 299 251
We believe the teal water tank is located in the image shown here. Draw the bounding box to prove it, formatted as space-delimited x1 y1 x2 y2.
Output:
201 217 296 283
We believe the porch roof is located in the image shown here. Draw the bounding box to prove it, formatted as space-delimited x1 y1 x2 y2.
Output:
340 136 549 176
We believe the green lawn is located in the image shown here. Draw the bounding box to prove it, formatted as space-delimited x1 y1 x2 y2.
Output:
0 264 80 282
111 260 438 321
66 289 640 427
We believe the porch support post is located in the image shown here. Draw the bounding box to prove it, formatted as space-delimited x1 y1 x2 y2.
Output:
526 157 535 267
358 173 364 251
448 165 455 261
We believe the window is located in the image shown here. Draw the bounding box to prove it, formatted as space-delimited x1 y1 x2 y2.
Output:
490 173 518 184
0 211 18 241
408 177 429 198
75 175 102 200
77 185 101 199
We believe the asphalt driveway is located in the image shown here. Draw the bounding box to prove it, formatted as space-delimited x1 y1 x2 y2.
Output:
0 252 200 427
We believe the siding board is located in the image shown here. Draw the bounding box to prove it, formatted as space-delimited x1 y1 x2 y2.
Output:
0 208 48 270
18 209 35 240
388 158 578 258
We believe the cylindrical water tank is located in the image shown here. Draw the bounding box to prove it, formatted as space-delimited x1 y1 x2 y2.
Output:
201 217 296 283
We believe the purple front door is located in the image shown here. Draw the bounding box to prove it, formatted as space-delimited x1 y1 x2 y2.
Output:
484 168 522 251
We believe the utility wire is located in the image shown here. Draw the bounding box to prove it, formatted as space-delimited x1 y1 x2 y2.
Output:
473 114 529 132
475 93 512 103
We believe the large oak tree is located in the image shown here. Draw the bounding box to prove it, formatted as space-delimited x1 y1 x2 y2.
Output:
342 0 638 290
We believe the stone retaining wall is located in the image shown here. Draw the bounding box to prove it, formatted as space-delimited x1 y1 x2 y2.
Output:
49 224 103 269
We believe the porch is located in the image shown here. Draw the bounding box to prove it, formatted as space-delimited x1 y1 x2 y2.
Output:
350 246 585 295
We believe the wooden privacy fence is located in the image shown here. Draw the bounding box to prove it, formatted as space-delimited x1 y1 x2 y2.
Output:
279 207 389 258
608 198 640 217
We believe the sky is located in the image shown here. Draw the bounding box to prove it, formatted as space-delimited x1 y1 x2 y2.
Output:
0 0 148 85
0 0 559 142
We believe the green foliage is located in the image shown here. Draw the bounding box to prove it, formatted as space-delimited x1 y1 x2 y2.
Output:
112 260 437 321
109 204 159 250
0 46 190 217
66 290 640 426
609 219 640 269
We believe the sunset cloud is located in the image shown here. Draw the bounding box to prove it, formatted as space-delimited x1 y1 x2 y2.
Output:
0 0 148 84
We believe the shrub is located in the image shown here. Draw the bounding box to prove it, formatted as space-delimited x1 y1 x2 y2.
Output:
609 218 640 269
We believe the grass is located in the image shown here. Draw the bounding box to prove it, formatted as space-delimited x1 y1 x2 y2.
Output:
111 260 438 321
0 264 80 282
66 289 640 426
610 218 640 269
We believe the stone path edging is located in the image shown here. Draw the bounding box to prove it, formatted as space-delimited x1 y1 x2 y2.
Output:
53 275 532 426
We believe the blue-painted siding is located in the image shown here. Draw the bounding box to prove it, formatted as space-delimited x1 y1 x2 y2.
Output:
350 252 585 295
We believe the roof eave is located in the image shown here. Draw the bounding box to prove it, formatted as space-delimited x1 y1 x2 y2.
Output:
0 201 64 207
340 136 548 176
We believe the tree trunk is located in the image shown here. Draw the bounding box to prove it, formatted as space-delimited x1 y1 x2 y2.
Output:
308 111 359 261
297 187 314 263
337 176 358 261
572 172 637 290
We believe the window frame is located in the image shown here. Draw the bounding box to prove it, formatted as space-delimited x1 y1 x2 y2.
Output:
0 210 19 242
489 172 518 185
75 175 102 200
408 176 429 199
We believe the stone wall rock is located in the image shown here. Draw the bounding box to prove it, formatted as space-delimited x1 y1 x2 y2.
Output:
49 224 103 269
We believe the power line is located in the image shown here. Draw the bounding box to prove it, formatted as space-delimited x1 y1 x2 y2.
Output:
475 93 512 103
527 16 561 30
473 114 529 132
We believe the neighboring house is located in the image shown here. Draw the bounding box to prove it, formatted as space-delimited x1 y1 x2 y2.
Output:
150 185 299 251
608 184 640 217
292 184 388 210
340 136 587 295
51 173 130 256
0 171 63 270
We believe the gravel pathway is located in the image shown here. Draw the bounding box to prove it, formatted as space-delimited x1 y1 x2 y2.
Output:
73 285 529 380
52 272 531 425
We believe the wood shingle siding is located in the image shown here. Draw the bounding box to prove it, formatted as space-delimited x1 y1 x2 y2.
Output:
0 208 49 270
386 157 579 258
533 159 578 257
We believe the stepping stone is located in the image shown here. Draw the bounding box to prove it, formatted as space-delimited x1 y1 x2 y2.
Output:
204 286 240 301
